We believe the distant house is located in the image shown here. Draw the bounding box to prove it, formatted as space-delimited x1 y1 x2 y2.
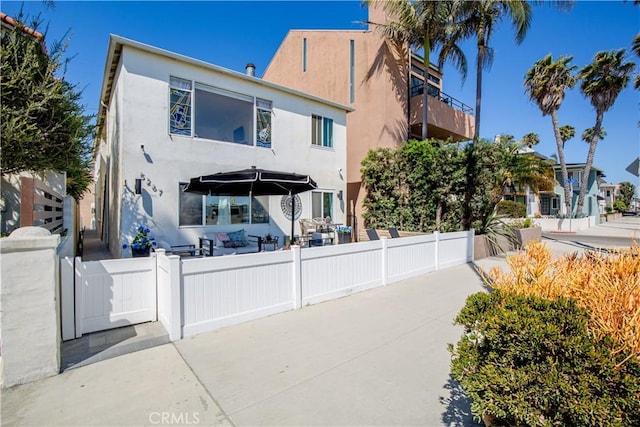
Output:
552 163 605 222
262 3 475 236
599 183 619 211
93 35 351 258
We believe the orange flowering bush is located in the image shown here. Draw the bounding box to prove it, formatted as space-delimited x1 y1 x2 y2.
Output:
484 241 640 363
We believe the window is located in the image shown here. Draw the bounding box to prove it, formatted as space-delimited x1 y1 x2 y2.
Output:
312 191 333 219
169 77 192 136
179 184 203 226
409 76 439 98
179 184 269 226
349 40 355 103
194 84 253 145
303 38 307 72
311 115 333 148
256 99 272 148
170 78 272 148
427 74 440 85
552 198 558 210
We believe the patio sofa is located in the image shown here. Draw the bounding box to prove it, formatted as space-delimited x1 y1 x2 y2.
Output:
199 230 262 256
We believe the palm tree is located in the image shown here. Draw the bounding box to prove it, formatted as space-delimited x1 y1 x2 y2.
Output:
455 0 531 141
521 132 539 148
366 0 468 140
559 124 575 148
524 54 577 217
581 126 606 143
576 49 635 214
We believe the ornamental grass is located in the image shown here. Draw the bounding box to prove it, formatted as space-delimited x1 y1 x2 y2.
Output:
484 241 640 364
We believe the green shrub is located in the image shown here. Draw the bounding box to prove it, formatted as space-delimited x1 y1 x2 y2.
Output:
496 200 526 218
605 205 614 213
509 217 533 229
450 291 640 426
614 199 627 212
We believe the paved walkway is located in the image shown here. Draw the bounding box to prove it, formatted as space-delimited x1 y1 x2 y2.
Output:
2 220 635 427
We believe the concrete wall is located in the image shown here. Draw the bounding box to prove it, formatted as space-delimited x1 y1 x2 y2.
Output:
96 39 347 257
0 227 61 388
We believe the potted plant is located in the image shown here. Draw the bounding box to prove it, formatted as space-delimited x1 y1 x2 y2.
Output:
336 225 352 244
265 233 273 243
123 225 156 257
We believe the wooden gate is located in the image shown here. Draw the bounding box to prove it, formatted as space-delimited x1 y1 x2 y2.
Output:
61 256 157 340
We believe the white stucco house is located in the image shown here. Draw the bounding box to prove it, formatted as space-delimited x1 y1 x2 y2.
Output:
94 35 351 258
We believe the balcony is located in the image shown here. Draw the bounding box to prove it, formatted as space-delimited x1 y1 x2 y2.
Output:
409 82 475 141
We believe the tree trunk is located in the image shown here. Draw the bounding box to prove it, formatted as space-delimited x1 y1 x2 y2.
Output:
551 110 572 216
576 110 603 214
474 32 485 142
435 202 442 232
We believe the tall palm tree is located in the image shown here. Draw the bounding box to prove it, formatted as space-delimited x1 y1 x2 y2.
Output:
366 0 468 140
524 54 577 217
454 0 531 141
576 49 635 214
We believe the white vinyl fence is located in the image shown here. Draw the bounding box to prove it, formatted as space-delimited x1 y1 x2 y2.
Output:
61 256 157 340
61 230 473 342
159 230 473 340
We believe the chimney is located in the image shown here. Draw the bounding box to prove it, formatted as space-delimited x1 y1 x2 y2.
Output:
245 63 256 77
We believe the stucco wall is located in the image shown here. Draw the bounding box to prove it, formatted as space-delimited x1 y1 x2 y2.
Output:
99 42 347 255
0 227 61 388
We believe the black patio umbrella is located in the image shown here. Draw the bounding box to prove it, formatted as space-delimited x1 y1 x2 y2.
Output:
183 166 317 240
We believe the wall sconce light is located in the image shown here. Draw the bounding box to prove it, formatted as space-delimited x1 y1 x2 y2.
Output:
140 144 145 153
135 178 142 194
337 190 343 201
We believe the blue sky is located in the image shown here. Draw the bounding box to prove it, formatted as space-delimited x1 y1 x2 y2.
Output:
4 0 639 186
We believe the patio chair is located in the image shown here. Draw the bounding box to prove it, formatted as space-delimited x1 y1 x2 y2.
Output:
388 228 401 238
300 218 316 238
366 229 380 241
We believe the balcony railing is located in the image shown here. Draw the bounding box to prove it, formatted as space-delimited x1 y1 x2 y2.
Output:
410 82 474 115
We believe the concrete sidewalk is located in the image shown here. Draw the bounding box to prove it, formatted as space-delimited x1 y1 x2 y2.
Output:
0 238 590 427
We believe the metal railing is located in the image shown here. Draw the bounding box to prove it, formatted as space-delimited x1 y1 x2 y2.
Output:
410 82 474 115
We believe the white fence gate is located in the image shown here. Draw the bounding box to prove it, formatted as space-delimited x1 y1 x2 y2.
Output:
61 256 157 340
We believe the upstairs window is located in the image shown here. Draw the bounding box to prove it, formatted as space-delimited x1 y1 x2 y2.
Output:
169 77 192 136
256 99 272 148
170 78 272 148
195 84 253 145
311 114 333 148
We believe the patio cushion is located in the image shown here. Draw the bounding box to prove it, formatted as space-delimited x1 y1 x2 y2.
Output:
227 229 248 247
215 232 231 247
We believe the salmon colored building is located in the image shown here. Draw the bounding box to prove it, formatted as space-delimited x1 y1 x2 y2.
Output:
263 5 475 237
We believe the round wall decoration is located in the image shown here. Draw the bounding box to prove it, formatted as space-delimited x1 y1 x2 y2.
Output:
281 194 302 220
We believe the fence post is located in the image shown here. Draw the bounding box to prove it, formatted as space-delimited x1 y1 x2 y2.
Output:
434 231 440 270
74 256 84 338
163 250 182 341
381 237 388 286
468 229 475 262
60 257 76 341
292 245 302 309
